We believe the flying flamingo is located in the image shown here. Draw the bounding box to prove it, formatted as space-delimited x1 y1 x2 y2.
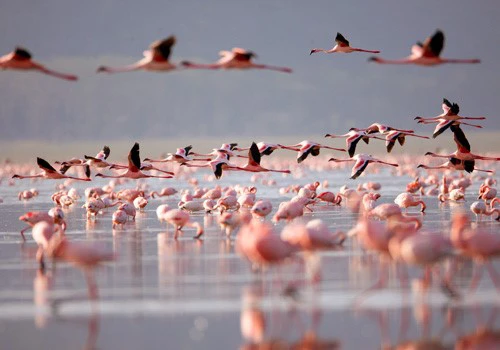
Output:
181 47 292 73
237 142 291 174
12 157 91 181
415 98 486 125
329 154 399 179
97 36 181 74
424 149 500 173
236 142 283 157
325 130 374 157
181 153 246 179
376 130 429 153
279 140 346 163
310 32 380 55
417 159 494 174
144 145 194 163
418 117 483 140
368 30 480 66
0 47 78 81
352 123 414 135
95 143 173 179
57 145 112 174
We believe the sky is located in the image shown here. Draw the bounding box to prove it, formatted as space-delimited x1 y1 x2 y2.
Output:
1 0 499 142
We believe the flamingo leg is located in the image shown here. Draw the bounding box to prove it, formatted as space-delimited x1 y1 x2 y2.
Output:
84 269 99 300
468 263 484 294
486 262 500 291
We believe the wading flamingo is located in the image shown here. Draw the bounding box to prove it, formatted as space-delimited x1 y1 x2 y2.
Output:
181 47 292 73
310 32 380 55
368 30 480 66
0 47 78 81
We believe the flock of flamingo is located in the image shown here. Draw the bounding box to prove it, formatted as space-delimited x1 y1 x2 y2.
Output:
4 28 500 310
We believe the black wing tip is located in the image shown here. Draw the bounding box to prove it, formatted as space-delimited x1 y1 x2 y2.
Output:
443 98 451 106
14 47 32 59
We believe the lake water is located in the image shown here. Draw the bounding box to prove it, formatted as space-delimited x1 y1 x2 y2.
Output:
1 161 499 349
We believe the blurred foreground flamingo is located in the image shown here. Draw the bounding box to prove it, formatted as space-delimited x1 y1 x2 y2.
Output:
369 30 480 66
46 235 115 300
0 47 78 81
310 32 380 55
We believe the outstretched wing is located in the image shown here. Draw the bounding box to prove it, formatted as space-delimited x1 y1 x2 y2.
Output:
183 145 193 156
335 32 349 47
128 142 141 171
150 36 176 61
37 157 57 173
422 30 444 57
249 142 261 166
442 98 452 114
450 124 471 152
14 47 32 59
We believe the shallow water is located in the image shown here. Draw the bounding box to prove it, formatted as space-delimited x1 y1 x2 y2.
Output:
1 166 500 350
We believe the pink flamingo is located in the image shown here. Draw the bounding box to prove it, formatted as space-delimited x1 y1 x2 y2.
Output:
238 142 291 174
97 36 181 74
369 30 480 66
325 130 375 157
57 145 112 174
352 123 414 135
470 201 500 222
251 200 273 218
181 47 292 73
329 154 398 179
95 143 173 179
310 32 380 55
45 235 115 300
181 153 246 179
281 219 345 250
450 212 500 293
163 209 203 239
144 145 194 163
417 159 494 174
316 191 342 205
279 140 346 163
415 98 486 125
19 209 66 241
394 192 426 212
31 221 62 270
377 130 429 153
12 157 91 181
0 47 78 81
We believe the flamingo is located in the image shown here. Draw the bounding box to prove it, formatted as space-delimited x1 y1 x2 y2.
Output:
181 153 246 179
19 210 66 242
378 130 429 153
181 47 292 73
57 145 112 174
329 154 398 179
279 140 346 163
162 209 203 239
236 142 283 157
418 158 494 174
415 98 486 124
238 142 291 174
95 143 173 179
144 145 194 163
368 30 480 66
450 212 500 293
325 130 374 157
97 36 182 74
251 200 273 218
470 201 500 222
394 192 426 212
0 47 78 81
352 123 414 135
45 235 115 300
12 157 91 181
310 32 380 55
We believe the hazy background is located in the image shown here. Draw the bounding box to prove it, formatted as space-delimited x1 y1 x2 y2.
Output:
1 1 499 160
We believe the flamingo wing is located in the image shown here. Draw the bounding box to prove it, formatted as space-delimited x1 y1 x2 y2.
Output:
37 157 58 173
422 30 444 57
450 124 471 152
433 119 453 138
213 162 224 179
335 32 350 47
249 142 261 166
149 36 176 61
347 136 362 157
442 98 452 114
351 158 369 179
14 47 32 60
128 142 141 172
232 48 255 61
183 145 193 156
